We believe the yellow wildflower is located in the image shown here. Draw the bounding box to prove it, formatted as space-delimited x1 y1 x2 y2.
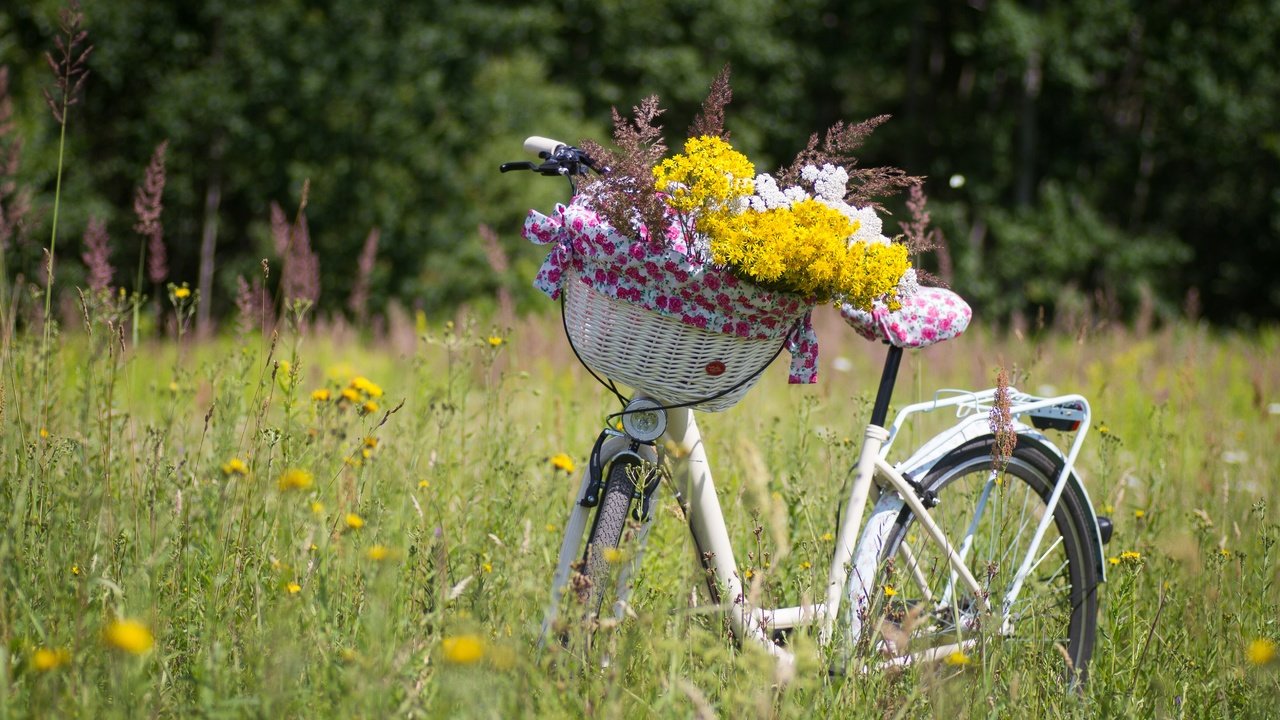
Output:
602 548 627 564
487 336 504 347
1108 557 1120 566
800 561 812 570
418 479 430 489
103 619 154 655
1134 509 1146 519
882 585 897 598
944 650 971 666
367 545 397 562
821 532 835 542
71 564 80 576
545 523 557 533
174 286 191 299
364 436 378 449
311 388 331 402
39 427 49 439
442 635 485 665
277 468 314 492
32 648 71 671
1247 638 1276 666
310 501 325 515
286 582 301 594
340 387 360 403
549 453 575 474
345 513 365 530
482 562 493 573
362 401 379 415
221 457 249 477
350 376 383 398
1120 551 1142 561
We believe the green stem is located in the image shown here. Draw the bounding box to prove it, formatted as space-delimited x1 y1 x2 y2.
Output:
40 108 69 433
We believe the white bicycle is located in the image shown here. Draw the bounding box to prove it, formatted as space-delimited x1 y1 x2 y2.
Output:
502 138 1112 683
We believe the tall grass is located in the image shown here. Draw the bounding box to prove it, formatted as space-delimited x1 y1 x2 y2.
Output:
2 303 1278 717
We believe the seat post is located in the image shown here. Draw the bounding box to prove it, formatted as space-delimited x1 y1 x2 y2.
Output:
869 344 904 428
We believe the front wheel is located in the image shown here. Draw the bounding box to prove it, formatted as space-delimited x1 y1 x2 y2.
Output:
862 434 1101 683
583 454 652 621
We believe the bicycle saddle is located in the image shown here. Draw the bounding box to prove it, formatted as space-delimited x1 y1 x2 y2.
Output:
840 286 971 348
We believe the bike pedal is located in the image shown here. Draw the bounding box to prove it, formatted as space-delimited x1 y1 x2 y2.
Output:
1096 515 1113 544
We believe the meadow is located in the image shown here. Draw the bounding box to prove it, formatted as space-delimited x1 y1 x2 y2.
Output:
2 298 1278 719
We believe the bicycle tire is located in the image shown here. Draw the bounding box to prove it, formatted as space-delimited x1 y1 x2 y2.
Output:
862 434 1101 682
583 455 643 620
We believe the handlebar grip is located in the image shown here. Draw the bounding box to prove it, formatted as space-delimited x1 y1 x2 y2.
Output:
524 136 566 158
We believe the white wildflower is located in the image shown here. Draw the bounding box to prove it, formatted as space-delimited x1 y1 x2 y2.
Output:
896 268 919 298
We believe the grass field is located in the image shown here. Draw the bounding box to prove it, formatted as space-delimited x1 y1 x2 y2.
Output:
2 302 1279 718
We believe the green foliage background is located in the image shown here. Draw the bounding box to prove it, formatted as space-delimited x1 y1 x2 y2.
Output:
1 0 1278 325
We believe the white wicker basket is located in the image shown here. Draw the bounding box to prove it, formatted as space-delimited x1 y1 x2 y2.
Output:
562 266 793 412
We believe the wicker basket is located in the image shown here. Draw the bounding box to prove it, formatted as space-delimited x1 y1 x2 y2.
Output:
562 266 793 412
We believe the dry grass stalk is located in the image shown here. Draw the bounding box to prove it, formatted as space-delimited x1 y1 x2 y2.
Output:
347 227 380 322
477 224 514 324
989 366 1015 472
133 141 169 284
42 1 92 126
80 216 112 292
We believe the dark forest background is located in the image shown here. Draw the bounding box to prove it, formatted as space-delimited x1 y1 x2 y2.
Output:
1 0 1277 333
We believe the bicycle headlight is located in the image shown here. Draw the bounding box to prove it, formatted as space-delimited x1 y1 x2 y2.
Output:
621 397 667 442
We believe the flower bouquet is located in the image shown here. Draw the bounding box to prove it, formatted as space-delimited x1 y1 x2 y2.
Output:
525 68 919 411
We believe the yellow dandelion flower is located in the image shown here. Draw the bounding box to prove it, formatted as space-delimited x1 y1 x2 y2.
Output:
277 468 314 491
1108 557 1120 566
367 545 397 562
71 564 80 576
1120 551 1142 561
1219 548 1232 558
487 336 504 347
1247 638 1276 666
883 584 897 597
340 387 360 403
32 648 71 671
103 619 154 655
418 479 430 489
173 287 191 299
944 650 972 666
1134 509 1146 519
549 453 575 474
311 388 331 402
364 436 378 449
310 501 325 515
286 582 301 594
821 532 835 542
800 561 812 570
221 457 249 477
442 635 485 665
39 427 49 439
482 562 493 573
345 513 365 530
362 401 379 415
743 568 755 579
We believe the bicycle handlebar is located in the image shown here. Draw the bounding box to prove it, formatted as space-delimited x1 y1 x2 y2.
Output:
500 136 608 185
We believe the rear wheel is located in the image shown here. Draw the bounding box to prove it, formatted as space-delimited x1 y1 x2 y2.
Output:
872 435 1101 682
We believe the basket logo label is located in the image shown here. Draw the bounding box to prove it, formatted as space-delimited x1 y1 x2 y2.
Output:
705 360 726 376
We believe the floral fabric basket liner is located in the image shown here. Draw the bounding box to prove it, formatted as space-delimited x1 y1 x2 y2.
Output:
525 196 820 386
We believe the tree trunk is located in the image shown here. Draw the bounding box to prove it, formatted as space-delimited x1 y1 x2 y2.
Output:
196 137 223 339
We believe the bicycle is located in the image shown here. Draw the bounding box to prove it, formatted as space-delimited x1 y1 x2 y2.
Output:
502 137 1113 683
